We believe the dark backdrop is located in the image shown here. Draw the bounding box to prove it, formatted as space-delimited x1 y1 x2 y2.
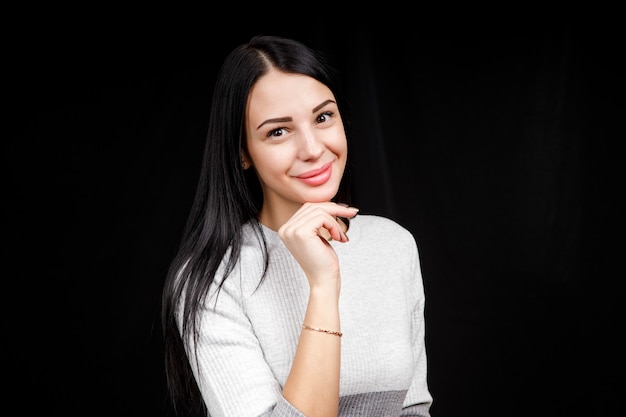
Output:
6 15 623 417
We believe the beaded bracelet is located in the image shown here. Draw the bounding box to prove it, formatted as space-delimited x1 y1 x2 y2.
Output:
302 324 343 337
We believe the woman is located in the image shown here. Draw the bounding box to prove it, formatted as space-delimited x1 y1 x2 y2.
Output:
162 34 433 417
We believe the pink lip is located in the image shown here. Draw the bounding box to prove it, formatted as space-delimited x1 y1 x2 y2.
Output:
295 162 333 186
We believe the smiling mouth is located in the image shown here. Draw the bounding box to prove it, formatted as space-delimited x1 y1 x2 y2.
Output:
296 162 333 179
295 162 333 186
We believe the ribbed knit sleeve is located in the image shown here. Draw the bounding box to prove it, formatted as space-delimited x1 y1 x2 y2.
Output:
400 229 432 416
184 228 307 417
182 215 432 416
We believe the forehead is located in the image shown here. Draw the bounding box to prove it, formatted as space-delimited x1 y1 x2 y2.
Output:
246 70 335 120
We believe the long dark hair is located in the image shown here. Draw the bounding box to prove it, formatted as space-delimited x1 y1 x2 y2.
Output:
161 35 351 415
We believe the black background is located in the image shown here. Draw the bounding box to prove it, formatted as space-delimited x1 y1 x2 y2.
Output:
6 11 623 417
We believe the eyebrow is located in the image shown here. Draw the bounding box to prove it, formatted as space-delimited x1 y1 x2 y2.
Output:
312 99 336 113
256 99 337 129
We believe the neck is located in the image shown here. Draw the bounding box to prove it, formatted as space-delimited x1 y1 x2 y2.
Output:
257 205 297 231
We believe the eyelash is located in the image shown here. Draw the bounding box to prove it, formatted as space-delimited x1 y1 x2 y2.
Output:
315 111 334 125
266 111 335 138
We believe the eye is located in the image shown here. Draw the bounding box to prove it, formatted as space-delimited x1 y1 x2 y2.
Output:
266 127 287 138
314 111 334 125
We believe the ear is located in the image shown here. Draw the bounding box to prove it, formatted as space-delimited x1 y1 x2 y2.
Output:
241 152 251 170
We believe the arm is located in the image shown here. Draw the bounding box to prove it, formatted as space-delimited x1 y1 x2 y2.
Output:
185 203 357 417
400 237 433 416
283 284 342 416
185 271 299 417
279 202 358 417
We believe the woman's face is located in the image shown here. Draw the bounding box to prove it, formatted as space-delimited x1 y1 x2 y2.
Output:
244 68 347 229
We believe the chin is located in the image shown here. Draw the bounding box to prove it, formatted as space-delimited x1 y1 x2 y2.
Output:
301 189 340 204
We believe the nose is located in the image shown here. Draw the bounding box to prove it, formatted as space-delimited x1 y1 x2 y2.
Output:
297 127 324 161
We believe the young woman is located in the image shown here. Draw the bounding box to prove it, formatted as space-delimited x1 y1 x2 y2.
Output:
161 35 433 417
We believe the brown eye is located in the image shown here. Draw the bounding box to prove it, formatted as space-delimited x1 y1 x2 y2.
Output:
267 128 286 138
315 111 333 124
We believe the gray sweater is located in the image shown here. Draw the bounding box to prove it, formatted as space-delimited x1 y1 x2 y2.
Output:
186 214 433 416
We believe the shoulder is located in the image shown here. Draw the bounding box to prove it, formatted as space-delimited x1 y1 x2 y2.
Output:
342 214 423 288
239 222 272 269
353 214 406 229
347 214 418 258
351 214 415 241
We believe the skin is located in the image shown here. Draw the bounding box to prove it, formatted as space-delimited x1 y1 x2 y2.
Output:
244 68 358 416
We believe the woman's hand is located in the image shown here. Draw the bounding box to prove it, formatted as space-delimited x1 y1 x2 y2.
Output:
278 202 358 287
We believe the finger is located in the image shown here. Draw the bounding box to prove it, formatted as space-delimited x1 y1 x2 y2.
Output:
313 204 358 242
316 202 360 219
280 203 359 244
308 212 346 243
279 206 332 241
283 208 338 239
290 203 359 228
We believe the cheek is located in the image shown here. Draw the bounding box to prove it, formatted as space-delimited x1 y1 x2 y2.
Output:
250 147 291 177
330 131 348 159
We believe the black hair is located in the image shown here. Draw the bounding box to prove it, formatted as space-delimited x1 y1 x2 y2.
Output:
161 34 351 415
